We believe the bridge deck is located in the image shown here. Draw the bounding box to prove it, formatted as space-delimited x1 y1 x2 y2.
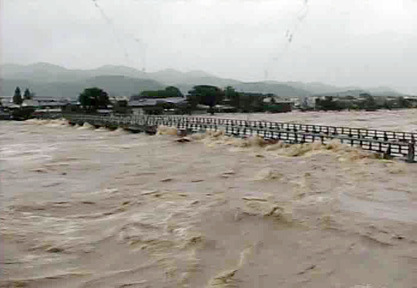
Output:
61 113 416 162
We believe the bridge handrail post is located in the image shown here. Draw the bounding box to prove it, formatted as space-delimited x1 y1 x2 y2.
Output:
407 141 415 163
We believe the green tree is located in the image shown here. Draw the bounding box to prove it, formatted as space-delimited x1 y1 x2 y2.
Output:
315 96 342 111
113 100 131 114
185 94 198 114
224 86 235 100
11 106 35 120
79 87 109 111
225 86 241 109
79 92 91 110
188 85 224 114
238 93 265 112
363 95 377 111
398 97 411 108
139 90 160 98
139 86 184 99
13 87 23 105
23 88 33 100
382 99 392 110
164 86 184 98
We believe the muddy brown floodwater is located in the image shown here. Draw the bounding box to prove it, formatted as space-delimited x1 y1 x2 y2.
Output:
1 111 417 288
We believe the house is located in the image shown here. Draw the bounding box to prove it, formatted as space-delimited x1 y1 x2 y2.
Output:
34 97 69 109
404 96 417 108
128 97 187 115
262 96 293 113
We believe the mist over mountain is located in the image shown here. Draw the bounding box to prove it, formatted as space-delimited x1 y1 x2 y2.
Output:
0 63 406 99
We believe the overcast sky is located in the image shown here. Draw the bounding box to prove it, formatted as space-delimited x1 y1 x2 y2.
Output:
1 0 417 93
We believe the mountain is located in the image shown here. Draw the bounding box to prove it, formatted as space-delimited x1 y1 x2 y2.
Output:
367 86 404 97
234 81 310 97
148 69 241 91
285 81 343 95
312 88 405 98
84 76 163 97
313 89 369 97
0 62 407 99
0 75 163 99
91 65 148 79
1 62 82 83
286 82 406 97
0 63 149 83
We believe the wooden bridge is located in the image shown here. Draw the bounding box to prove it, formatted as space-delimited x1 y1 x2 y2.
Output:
63 113 416 162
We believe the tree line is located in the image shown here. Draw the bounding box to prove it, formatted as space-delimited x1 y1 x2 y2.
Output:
13 87 35 105
130 86 184 100
315 94 413 111
11 85 414 116
72 85 293 115
185 86 292 114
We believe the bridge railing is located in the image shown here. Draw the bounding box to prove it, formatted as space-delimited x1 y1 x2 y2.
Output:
63 113 416 162
141 115 417 144
32 112 63 119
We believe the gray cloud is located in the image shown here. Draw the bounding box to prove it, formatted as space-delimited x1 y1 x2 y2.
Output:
1 0 417 93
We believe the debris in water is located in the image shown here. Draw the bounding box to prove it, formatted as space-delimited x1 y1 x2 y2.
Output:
297 264 316 275
81 201 95 205
30 168 48 173
208 269 238 287
176 137 191 143
221 170 236 178
141 189 159 195
253 168 283 181
242 197 268 202
46 247 65 253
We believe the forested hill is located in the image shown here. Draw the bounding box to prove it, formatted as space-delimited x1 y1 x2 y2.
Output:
0 63 405 99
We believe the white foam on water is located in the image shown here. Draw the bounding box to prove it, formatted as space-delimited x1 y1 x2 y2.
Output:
157 125 178 136
2 111 417 287
76 122 95 130
0 143 56 167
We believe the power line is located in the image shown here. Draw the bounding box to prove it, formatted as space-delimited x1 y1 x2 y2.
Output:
264 0 310 80
90 0 130 64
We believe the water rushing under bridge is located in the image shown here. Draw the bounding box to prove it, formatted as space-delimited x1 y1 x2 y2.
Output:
62 113 416 162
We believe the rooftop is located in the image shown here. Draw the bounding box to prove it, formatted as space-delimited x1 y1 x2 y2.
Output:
129 97 186 107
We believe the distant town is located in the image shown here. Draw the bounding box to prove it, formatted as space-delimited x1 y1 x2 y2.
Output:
1 84 417 121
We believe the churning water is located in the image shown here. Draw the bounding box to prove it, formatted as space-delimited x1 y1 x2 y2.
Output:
1 111 417 287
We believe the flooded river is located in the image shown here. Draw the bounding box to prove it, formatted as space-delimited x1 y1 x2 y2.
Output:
1 110 417 287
